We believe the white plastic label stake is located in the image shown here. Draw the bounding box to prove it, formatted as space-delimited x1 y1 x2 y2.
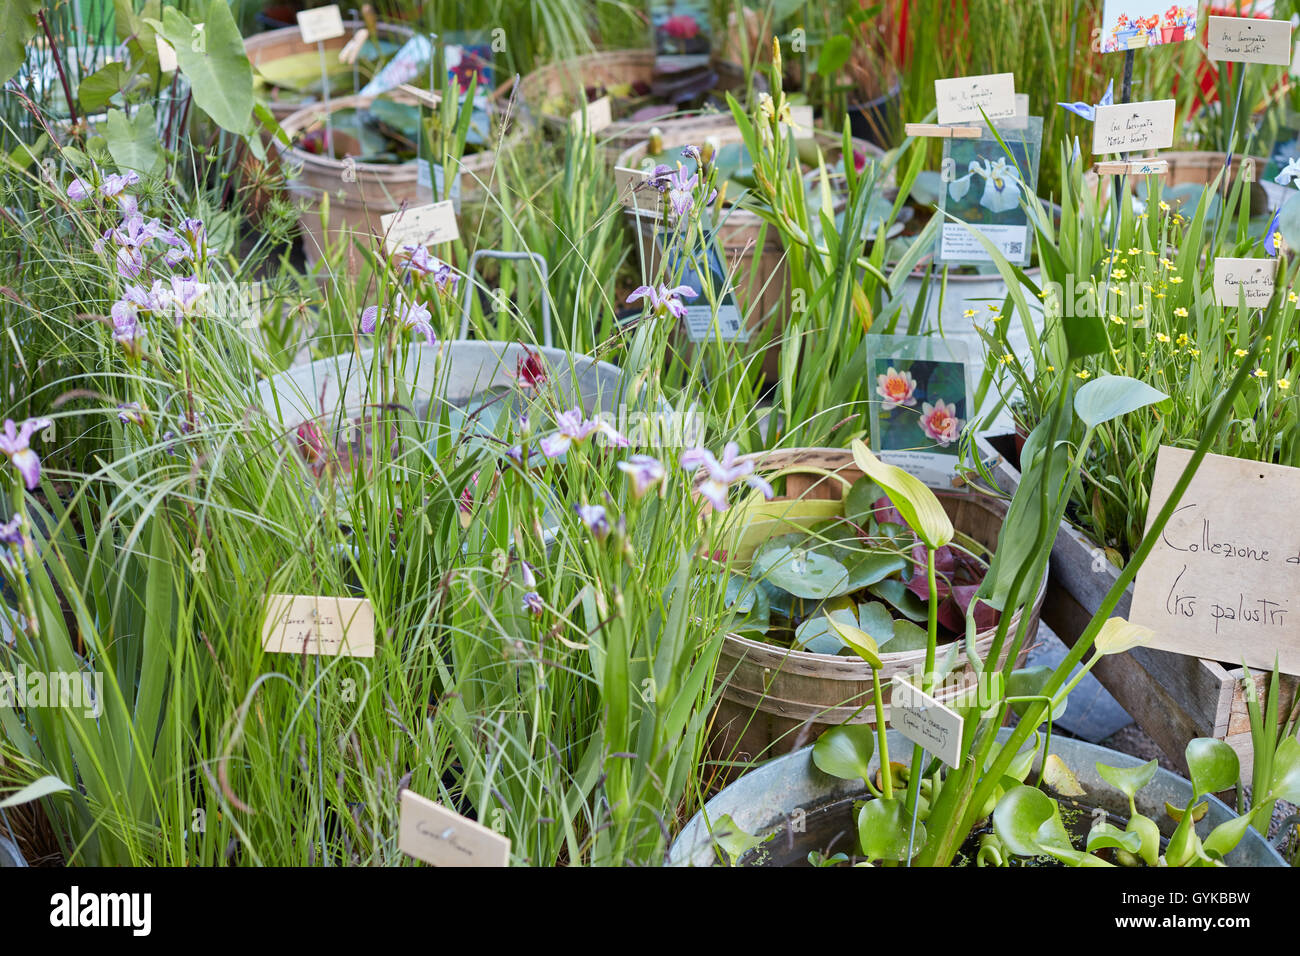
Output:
934 72 1016 125
890 675 964 768
297 4 345 43
1207 16 1292 65
381 201 460 253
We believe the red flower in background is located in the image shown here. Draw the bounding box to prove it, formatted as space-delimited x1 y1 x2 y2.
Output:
663 14 699 39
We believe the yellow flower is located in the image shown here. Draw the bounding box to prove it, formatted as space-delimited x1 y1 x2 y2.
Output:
1234 348 1248 358
1279 378 1291 390
1076 369 1092 380
1156 292 1166 299
1174 306 1187 317
1170 276 1183 284
1159 258 1173 269
1112 269 1127 279
1176 333 1189 347
987 304 1000 313
1156 332 1171 343
999 353 1015 365
1289 292 1298 304
1253 368 1268 379
1128 247 1142 255
1159 201 1171 212
1189 348 1200 357
963 309 976 318
1044 365 1056 372
1109 314 1124 325
1134 303 1144 313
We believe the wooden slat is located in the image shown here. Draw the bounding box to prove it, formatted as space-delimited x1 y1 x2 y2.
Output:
905 122 982 139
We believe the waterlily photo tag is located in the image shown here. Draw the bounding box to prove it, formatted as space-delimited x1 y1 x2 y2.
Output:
649 0 712 73
1099 1 1201 53
1207 16 1292 65
867 334 973 491
381 200 460 254
934 72 1016 125
937 116 1043 267
398 790 510 866
1130 446 1300 675
891 675 964 768
261 594 375 658
1213 257 1278 308
296 4 345 43
1091 99 1176 154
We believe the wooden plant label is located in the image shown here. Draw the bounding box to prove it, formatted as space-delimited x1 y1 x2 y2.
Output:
1207 16 1292 65
1092 100 1176 154
1131 446 1300 675
569 95 613 134
297 4 346 44
934 72 1016 125
890 675 964 767
1213 257 1278 308
262 594 375 658
398 790 510 867
381 200 459 253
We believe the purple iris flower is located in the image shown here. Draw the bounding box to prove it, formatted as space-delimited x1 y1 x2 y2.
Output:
359 297 437 345
116 246 144 280
617 454 665 498
0 514 27 569
626 283 698 320
67 178 92 202
574 503 611 539
111 300 144 356
117 402 146 427
538 408 627 459
100 171 140 198
522 590 544 615
0 418 53 490
168 275 208 319
679 441 773 512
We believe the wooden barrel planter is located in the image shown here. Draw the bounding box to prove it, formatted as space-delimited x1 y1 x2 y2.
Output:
710 447 1048 765
518 49 762 162
245 20 416 121
617 124 883 380
276 91 517 268
974 434 1298 778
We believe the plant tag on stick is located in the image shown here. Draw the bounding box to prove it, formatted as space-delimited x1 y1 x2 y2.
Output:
614 165 653 211
297 4 345 43
1213 257 1278 308
1092 100 1176 154
262 594 375 658
156 36 178 73
569 95 613 134
891 675 964 768
934 73 1016 125
1131 446 1300 675
398 790 510 866
381 200 459 253
1207 16 1292 65
652 220 747 342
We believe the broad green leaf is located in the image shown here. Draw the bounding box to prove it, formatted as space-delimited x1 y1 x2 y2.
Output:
160 1 254 134
993 784 1071 857
828 617 882 668
850 441 952 549
1086 822 1142 854
841 550 908 592
843 476 884 524
857 798 923 861
868 578 928 620
0 0 40 87
1127 812 1161 866
816 34 853 76
1093 617 1153 656
794 601 857 654
812 723 876 782
1074 374 1168 429
1165 800 1208 823
710 813 766 865
103 104 160 173
753 544 849 600
1203 808 1258 860
1041 844 1116 867
856 600 897 644
1268 736 1300 803
1096 759 1158 799
1186 738 1239 796
1007 665 1066 720
0 775 72 808
79 62 132 112
878 618 927 652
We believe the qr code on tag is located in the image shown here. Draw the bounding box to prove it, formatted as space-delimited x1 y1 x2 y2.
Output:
1004 241 1023 256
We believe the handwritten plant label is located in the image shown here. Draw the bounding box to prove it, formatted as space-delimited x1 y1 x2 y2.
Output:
261 594 375 658
1213 257 1278 307
890 675 963 767
398 790 510 867
297 4 345 44
1131 446 1300 675
1207 16 1292 65
1092 99 1176 154
380 200 459 253
569 95 613 134
934 72 1016 125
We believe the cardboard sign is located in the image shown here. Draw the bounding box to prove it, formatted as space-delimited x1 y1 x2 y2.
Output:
1213 257 1278 307
156 36 177 73
262 594 375 658
1092 99 1176 154
1207 16 1292 65
297 4 345 44
934 72 1016 125
398 790 510 867
1131 446 1300 675
569 95 613 134
380 201 460 253
891 676 964 767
